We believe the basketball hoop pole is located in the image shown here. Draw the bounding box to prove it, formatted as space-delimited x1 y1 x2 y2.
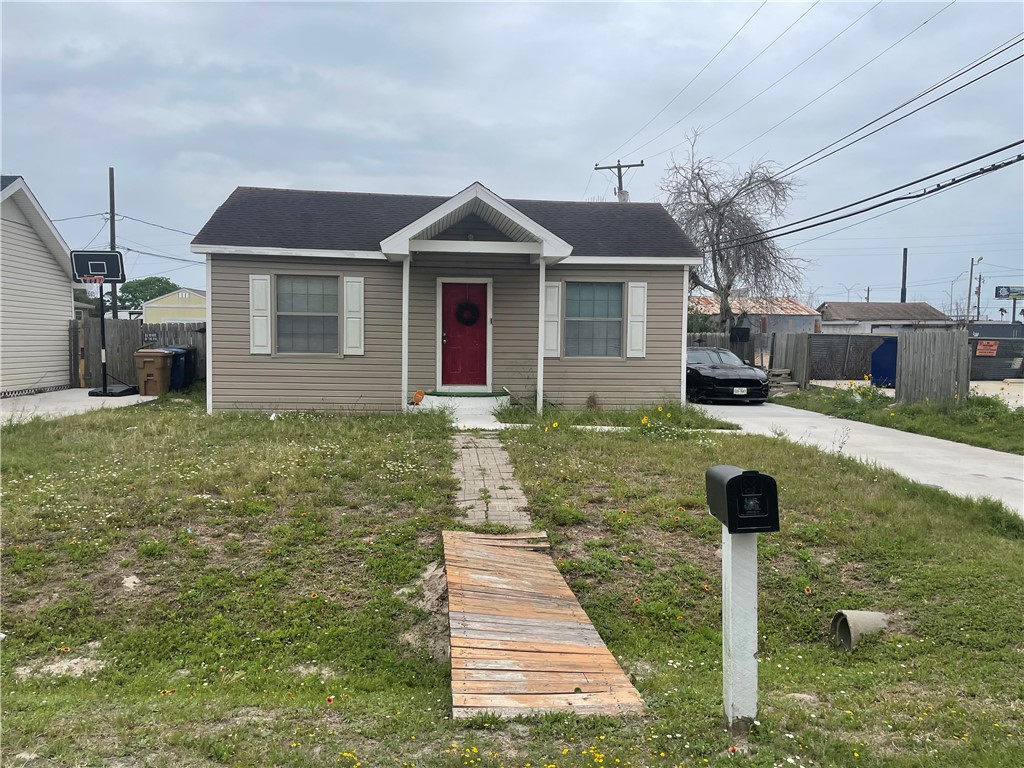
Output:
99 279 109 393
82 277 109 393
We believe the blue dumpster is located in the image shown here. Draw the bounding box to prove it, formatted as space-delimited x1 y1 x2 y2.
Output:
158 348 186 390
870 337 898 387
165 346 198 387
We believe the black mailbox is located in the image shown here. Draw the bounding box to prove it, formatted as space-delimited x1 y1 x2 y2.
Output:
706 465 779 534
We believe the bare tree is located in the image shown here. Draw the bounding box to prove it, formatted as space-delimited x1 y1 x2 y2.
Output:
662 132 804 330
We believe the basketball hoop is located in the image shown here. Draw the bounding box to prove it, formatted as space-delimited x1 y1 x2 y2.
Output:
80 274 105 297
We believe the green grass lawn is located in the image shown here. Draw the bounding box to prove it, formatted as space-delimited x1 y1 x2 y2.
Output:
2 390 1022 767
777 384 1024 454
495 401 738 431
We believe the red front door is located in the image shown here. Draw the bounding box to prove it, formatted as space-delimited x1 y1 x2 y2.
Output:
441 282 487 387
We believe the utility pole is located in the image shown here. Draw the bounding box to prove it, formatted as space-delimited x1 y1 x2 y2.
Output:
975 273 984 321
865 286 871 302
594 159 644 202
109 167 119 319
899 248 908 303
966 256 982 324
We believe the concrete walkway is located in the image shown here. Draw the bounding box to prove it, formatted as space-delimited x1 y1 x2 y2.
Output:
1 389 156 426
452 434 531 528
697 403 1024 516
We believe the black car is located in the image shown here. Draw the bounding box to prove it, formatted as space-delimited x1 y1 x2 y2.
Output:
686 347 769 404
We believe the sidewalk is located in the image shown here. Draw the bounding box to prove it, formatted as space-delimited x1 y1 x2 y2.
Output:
697 403 1024 517
1 389 156 426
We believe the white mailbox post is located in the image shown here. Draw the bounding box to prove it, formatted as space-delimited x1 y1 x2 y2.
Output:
706 465 780 733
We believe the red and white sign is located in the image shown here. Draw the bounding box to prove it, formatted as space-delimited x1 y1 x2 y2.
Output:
976 340 999 357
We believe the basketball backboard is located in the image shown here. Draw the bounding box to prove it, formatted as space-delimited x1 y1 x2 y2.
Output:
71 250 126 283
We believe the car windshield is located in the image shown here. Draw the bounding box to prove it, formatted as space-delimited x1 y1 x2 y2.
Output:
687 348 744 366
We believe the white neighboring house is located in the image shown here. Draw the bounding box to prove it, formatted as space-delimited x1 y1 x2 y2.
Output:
816 301 954 334
1 175 74 397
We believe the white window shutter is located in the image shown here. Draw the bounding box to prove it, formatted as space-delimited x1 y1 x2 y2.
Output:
544 281 561 358
626 282 647 358
343 276 364 355
249 275 271 355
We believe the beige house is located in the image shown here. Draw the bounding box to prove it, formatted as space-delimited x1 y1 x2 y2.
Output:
142 288 206 324
191 182 703 414
1 176 73 397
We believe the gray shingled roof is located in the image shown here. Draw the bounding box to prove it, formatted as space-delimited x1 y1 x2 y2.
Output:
193 186 701 259
1 175 24 191
817 301 951 322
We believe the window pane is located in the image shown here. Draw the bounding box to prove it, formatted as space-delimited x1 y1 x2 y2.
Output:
566 282 623 319
278 276 339 314
276 276 340 354
565 319 622 357
278 314 339 354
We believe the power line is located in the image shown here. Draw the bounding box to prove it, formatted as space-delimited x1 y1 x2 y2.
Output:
724 153 1024 247
118 245 204 265
709 158 1015 255
81 218 109 249
53 212 105 222
133 261 205 281
758 140 1023 238
619 1 821 160
639 1 882 161
790 245 1024 256
599 0 769 163
118 214 197 237
773 37 1024 180
778 231 1023 241
722 1 957 161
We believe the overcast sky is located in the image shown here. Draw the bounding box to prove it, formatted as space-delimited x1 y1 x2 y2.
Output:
3 1 1022 318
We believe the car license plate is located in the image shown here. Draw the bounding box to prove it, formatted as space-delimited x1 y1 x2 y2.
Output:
733 387 748 395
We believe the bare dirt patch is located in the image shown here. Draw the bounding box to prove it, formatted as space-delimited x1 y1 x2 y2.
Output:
395 561 449 662
14 641 106 681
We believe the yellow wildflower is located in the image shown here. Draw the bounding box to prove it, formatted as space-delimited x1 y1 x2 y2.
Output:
641 416 649 424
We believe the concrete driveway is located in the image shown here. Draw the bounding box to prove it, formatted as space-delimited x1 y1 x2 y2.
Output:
1 389 156 426
697 402 1024 517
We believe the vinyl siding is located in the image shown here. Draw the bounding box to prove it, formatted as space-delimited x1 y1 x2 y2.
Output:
209 255 402 412
409 257 683 407
210 253 686 412
143 290 206 324
546 266 683 407
0 197 72 394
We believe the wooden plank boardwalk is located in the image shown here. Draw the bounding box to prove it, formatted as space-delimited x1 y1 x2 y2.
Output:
443 530 644 718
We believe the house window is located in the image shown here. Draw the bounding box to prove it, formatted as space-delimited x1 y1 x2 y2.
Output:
276 275 339 353
565 282 623 357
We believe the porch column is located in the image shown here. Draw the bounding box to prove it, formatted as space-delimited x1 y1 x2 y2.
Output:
681 265 690 405
401 256 410 411
536 258 546 414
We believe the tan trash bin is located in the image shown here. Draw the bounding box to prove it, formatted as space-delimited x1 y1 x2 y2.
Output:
134 349 174 396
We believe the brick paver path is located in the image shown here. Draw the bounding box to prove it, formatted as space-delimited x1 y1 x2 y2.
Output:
452 434 530 528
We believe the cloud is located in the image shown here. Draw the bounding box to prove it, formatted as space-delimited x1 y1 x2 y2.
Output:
2 0 1021 312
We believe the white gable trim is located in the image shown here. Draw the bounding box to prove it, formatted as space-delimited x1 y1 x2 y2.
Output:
141 288 207 307
380 182 573 262
191 244 386 260
409 240 542 255
560 255 703 266
1 179 73 277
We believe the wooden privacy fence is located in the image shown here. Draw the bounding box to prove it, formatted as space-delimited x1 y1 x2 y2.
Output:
70 319 206 389
896 329 970 404
770 332 811 389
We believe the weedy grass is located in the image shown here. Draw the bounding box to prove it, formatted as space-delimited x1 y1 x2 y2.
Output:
496 422 1024 768
1 388 1022 767
778 384 1024 454
494 401 738 431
